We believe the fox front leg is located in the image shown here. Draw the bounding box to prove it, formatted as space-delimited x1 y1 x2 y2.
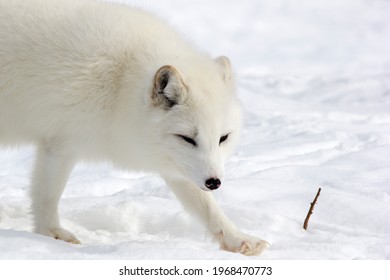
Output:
164 177 269 256
30 144 80 244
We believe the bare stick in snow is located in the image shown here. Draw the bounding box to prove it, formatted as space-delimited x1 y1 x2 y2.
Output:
303 188 321 230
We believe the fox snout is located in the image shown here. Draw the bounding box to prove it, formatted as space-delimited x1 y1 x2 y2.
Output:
205 178 221 190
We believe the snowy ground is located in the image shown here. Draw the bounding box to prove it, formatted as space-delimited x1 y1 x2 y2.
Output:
1 0 390 259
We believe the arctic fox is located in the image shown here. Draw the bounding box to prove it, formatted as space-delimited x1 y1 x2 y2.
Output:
0 0 269 255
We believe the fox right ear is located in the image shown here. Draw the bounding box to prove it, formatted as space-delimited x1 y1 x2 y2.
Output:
214 56 232 83
152 66 187 109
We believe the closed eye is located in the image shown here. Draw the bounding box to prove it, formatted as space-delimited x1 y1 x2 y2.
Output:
176 135 197 147
219 134 229 145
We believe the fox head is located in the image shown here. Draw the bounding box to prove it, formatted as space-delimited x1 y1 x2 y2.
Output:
146 56 242 191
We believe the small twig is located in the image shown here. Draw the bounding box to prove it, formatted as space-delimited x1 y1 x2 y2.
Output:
303 188 321 230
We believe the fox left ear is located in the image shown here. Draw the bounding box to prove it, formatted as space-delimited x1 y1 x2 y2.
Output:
214 56 232 83
152 65 187 109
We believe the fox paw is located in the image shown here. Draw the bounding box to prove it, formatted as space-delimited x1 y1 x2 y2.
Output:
218 231 269 256
236 239 270 256
51 228 81 244
38 227 81 244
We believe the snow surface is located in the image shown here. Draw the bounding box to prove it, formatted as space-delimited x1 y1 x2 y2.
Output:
1 0 390 259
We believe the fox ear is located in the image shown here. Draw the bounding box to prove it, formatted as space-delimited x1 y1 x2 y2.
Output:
152 65 187 109
214 56 232 83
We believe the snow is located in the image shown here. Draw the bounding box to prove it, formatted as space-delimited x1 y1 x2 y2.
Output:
1 0 390 259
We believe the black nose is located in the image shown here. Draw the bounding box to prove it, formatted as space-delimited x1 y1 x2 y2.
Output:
205 178 221 190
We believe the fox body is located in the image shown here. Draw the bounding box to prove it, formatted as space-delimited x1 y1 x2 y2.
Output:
0 0 268 255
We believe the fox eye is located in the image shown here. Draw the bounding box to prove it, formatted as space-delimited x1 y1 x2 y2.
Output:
177 135 197 147
219 134 229 145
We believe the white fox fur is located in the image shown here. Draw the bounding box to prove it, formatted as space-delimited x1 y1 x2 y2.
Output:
0 0 268 255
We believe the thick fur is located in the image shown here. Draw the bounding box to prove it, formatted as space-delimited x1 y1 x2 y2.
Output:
0 0 268 255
